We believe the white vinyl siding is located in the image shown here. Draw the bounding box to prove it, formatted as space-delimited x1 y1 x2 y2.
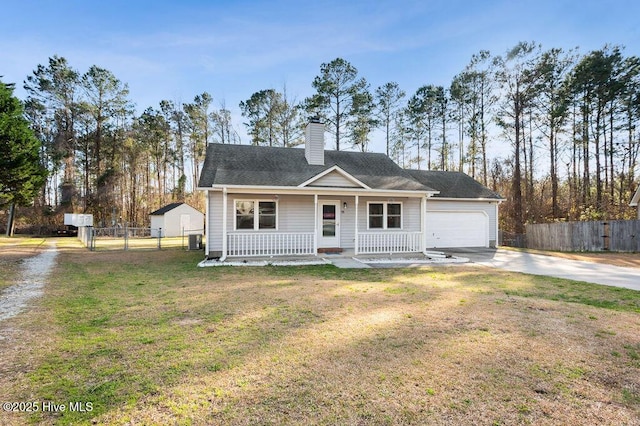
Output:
208 191 224 252
357 197 421 233
228 195 314 233
305 122 325 165
308 171 360 188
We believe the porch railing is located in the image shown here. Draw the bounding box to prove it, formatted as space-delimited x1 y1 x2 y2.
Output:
357 231 422 254
227 232 315 257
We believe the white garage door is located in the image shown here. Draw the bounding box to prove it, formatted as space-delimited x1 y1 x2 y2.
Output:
426 211 488 248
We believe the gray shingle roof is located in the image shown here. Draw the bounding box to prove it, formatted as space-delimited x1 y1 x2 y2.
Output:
198 144 434 192
149 202 184 216
407 170 503 199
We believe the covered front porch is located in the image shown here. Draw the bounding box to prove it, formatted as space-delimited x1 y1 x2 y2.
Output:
206 188 432 260
225 230 424 257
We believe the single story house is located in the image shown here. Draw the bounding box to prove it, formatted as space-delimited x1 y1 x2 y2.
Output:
197 120 503 260
149 202 204 237
631 185 640 219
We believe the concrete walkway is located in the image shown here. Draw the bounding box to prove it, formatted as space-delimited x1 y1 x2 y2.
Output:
465 249 640 291
326 257 371 269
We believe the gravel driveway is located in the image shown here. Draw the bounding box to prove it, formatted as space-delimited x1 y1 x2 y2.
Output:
444 248 640 291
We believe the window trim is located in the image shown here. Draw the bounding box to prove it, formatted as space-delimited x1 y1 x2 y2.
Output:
233 199 279 231
366 201 403 230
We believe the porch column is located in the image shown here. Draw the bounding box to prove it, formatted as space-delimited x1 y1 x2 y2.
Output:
421 196 428 255
354 195 359 255
221 187 228 261
313 194 318 255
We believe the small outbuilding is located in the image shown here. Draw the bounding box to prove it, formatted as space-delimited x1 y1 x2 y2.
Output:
630 185 640 219
149 202 204 237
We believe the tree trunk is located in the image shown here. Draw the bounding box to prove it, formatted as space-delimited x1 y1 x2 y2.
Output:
527 111 534 221
582 97 590 208
335 94 341 151
550 123 558 218
513 95 524 235
609 101 615 204
5 203 15 237
480 80 488 185
595 109 602 210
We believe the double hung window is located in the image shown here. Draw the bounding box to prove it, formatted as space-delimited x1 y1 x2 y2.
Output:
235 200 277 230
368 202 402 229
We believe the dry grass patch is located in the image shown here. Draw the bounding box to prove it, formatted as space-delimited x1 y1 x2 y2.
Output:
0 244 638 425
0 236 48 290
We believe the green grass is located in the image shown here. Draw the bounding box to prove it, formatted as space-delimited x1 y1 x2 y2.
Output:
1 244 639 425
501 276 640 312
90 236 189 251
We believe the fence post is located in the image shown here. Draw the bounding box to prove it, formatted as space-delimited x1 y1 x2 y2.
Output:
124 223 129 250
157 227 162 250
90 226 95 251
602 221 609 251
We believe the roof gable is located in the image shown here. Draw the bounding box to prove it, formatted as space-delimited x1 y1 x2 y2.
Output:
150 202 184 216
631 185 640 206
299 166 370 189
150 202 203 216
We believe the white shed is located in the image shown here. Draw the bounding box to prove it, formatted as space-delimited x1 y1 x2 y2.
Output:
630 185 640 219
149 202 204 237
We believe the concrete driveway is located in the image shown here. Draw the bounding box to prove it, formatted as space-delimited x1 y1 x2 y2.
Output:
443 248 640 291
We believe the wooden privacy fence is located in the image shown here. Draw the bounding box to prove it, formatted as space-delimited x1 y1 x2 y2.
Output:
525 220 640 252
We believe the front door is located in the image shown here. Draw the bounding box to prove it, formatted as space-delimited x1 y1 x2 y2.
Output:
318 201 340 248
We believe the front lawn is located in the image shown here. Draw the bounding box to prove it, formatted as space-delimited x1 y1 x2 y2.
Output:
1 241 638 425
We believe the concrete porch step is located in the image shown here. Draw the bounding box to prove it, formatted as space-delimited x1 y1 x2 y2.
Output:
318 247 343 254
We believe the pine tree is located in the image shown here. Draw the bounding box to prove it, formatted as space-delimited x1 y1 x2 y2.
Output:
0 80 47 235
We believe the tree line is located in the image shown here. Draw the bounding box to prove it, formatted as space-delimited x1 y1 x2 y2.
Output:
19 56 243 228
241 43 640 233
3 42 640 233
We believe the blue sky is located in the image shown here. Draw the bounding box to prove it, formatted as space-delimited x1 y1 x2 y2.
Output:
3 0 640 153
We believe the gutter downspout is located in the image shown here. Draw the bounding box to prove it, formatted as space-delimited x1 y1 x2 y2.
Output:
205 189 210 258
496 200 503 248
421 195 428 255
220 187 228 262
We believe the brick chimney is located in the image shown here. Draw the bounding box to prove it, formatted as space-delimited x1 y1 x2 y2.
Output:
305 118 325 166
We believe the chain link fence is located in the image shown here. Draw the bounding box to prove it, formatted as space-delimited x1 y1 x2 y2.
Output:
77 226 204 251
